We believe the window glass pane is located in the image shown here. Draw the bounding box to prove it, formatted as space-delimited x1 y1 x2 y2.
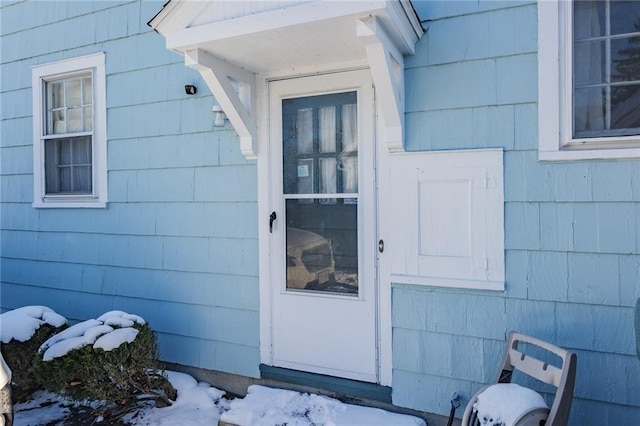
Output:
296 108 313 154
574 40 606 86
318 106 336 153
51 110 65 135
50 81 64 109
45 74 92 135
72 137 92 164
296 159 314 194
67 108 82 133
341 103 357 152
612 36 640 83
83 106 93 131
66 79 82 107
610 1 640 35
283 91 357 195
286 198 358 295
611 84 640 130
340 156 358 193
44 136 92 195
574 0 606 40
59 139 72 165
44 140 60 193
570 0 640 141
574 86 606 134
59 167 72 192
82 76 92 104
319 158 337 194
74 166 92 193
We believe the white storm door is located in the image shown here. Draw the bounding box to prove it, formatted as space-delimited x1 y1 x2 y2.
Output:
269 70 378 382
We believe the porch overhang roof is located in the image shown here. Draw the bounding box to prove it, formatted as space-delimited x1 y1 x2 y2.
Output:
149 0 424 158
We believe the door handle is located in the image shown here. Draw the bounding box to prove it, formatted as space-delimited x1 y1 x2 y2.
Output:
269 211 277 233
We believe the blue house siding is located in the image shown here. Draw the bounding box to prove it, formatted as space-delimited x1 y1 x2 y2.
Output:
394 1 640 422
0 0 260 377
2 0 639 423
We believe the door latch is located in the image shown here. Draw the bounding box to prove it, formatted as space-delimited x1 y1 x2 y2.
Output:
378 239 384 253
269 211 277 233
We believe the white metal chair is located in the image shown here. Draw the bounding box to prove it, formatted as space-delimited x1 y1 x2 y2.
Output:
461 331 577 426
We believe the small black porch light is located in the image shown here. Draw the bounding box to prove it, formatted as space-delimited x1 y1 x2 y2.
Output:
184 84 197 95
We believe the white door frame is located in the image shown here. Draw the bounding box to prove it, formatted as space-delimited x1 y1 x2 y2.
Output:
256 69 393 386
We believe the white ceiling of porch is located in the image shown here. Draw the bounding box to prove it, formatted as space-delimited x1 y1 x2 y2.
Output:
150 0 422 75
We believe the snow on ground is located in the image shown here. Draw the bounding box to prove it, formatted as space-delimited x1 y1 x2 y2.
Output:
13 390 73 426
121 371 228 426
221 385 426 426
5 306 427 425
14 373 426 426
471 383 548 426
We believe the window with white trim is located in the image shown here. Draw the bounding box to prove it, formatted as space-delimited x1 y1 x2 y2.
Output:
538 0 640 160
32 53 107 207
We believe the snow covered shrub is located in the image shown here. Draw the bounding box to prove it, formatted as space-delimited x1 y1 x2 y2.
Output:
32 311 175 408
0 306 67 402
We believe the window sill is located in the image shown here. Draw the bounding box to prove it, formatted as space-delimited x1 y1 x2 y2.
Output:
33 200 107 209
539 146 640 161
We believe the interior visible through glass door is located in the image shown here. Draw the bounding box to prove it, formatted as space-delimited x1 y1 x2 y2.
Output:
282 91 359 295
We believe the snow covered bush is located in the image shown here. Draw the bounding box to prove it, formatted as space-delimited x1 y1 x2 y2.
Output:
0 306 68 401
32 311 175 409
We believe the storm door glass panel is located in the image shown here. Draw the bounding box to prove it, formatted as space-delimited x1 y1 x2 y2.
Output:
283 92 359 295
573 0 640 138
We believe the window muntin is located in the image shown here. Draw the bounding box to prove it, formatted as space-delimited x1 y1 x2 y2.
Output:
46 75 93 135
44 136 92 194
282 91 360 295
43 74 94 195
282 92 358 196
573 0 640 139
32 53 106 207
537 1 639 160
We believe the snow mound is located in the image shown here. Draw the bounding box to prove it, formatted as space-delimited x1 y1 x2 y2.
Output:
122 371 228 426
39 320 104 353
97 310 145 327
93 327 138 351
39 311 146 361
472 383 548 426
0 305 67 343
14 370 430 426
221 385 426 426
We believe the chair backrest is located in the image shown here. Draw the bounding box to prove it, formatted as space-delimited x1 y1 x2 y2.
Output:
496 331 577 426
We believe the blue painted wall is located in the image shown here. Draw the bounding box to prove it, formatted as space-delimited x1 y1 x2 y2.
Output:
1 0 639 424
0 0 260 377
393 1 640 423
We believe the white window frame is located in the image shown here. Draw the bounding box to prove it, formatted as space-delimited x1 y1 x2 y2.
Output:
32 52 107 208
538 0 640 161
